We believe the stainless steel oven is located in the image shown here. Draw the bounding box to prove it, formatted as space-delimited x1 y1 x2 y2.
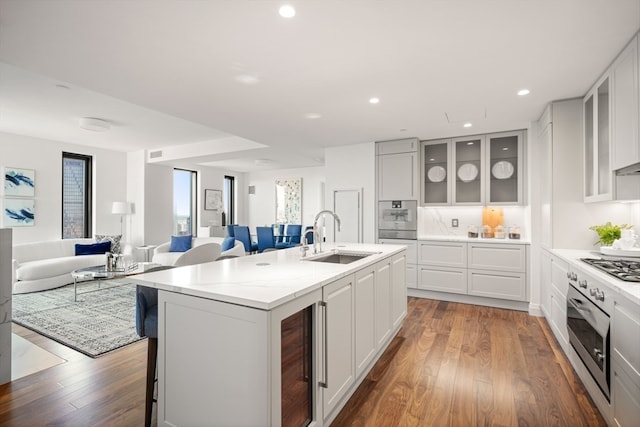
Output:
377 200 417 239
566 278 610 401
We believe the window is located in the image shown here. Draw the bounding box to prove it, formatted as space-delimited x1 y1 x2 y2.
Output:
62 152 92 238
224 175 235 225
174 169 197 235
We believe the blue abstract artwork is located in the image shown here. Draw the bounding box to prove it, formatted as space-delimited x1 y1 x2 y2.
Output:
4 167 35 197
3 198 35 227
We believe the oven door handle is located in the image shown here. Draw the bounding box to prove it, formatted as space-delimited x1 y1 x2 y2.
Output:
567 297 592 314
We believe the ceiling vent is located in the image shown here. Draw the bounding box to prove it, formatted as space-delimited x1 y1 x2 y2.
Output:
149 150 163 159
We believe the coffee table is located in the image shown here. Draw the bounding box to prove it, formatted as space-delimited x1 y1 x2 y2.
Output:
71 262 161 302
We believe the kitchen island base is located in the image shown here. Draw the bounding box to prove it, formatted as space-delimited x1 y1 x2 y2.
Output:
150 247 407 427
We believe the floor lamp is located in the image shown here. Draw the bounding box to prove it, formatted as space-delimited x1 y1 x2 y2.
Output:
111 201 132 238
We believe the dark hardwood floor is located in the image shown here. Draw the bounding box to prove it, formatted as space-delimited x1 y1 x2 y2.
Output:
0 297 606 427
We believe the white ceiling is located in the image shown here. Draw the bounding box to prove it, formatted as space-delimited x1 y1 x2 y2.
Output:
0 1 639 172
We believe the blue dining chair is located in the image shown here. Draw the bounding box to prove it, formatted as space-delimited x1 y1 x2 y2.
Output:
234 225 258 253
272 223 285 243
256 226 276 253
226 224 238 237
275 224 302 249
303 225 314 244
135 265 174 427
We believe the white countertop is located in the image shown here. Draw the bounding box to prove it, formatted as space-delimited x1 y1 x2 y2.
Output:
552 248 640 307
127 243 406 310
418 235 530 244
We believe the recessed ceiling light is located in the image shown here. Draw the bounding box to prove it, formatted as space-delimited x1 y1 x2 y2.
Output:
517 89 530 96
466 142 474 145
463 123 472 128
79 117 111 132
304 113 322 119
55 84 70 90
235 74 260 85
399 128 407 132
429 158 435 161
279 5 296 18
369 97 380 104
502 147 509 151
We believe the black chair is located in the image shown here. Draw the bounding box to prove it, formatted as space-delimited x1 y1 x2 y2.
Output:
135 265 174 427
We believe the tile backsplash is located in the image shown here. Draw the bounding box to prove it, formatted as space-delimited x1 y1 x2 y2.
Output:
418 206 528 238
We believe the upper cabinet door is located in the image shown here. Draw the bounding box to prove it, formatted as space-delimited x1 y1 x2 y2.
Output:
584 74 613 202
486 131 524 205
377 141 418 201
421 139 451 205
452 135 484 205
612 35 639 171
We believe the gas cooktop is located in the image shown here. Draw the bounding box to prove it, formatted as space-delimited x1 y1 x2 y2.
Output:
581 258 640 283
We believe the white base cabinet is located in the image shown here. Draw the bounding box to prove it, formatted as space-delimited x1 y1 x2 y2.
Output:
416 240 528 305
156 249 408 427
612 292 640 427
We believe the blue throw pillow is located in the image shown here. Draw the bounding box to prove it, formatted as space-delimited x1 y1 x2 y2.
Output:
169 235 192 252
75 240 112 256
221 236 235 251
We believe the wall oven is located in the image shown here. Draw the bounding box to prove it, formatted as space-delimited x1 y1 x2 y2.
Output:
566 273 611 401
377 200 417 240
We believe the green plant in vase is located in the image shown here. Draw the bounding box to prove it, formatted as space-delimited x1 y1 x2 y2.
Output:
589 222 633 246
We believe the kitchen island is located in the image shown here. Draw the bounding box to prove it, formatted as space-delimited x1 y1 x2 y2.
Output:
128 242 408 427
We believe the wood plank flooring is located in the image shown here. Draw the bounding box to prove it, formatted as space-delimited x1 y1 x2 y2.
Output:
0 297 606 426
332 298 606 427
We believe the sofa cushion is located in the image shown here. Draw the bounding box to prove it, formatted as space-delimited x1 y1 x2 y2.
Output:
170 235 192 252
95 234 122 254
16 254 105 281
221 236 235 251
75 241 111 256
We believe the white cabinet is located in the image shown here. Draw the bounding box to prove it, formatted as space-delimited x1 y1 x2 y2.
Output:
584 73 613 202
421 131 525 206
322 274 355 419
612 34 639 171
389 252 407 330
354 267 376 378
374 259 392 348
548 254 569 349
376 138 419 201
612 292 640 427
421 139 451 205
467 243 527 301
378 238 417 289
416 240 528 303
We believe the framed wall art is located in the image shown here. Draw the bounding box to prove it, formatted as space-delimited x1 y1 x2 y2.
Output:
4 167 35 197
3 198 35 227
204 189 222 211
275 178 302 224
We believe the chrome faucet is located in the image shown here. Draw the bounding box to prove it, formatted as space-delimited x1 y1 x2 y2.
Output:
312 210 342 254
300 228 316 257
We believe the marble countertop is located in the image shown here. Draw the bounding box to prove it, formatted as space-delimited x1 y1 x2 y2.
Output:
127 243 406 310
418 235 530 244
552 248 640 307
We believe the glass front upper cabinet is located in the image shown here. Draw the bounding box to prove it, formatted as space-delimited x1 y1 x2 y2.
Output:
584 74 612 202
486 131 523 205
421 139 451 205
453 135 484 204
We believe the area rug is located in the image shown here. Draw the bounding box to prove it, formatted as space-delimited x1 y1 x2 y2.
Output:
12 281 145 358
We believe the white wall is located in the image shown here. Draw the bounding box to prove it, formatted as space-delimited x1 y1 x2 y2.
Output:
0 131 126 245
325 143 376 243
245 166 325 230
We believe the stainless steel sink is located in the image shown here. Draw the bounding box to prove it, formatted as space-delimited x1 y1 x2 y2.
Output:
305 251 379 264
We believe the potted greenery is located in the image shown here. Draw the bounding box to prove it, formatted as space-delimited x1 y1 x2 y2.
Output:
589 222 633 246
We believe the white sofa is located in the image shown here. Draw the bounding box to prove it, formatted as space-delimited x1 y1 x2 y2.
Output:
152 237 245 267
12 238 107 294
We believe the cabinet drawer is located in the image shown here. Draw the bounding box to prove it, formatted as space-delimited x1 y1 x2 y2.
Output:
376 138 418 155
418 241 466 267
468 243 526 272
613 301 640 382
467 270 527 301
418 265 466 294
